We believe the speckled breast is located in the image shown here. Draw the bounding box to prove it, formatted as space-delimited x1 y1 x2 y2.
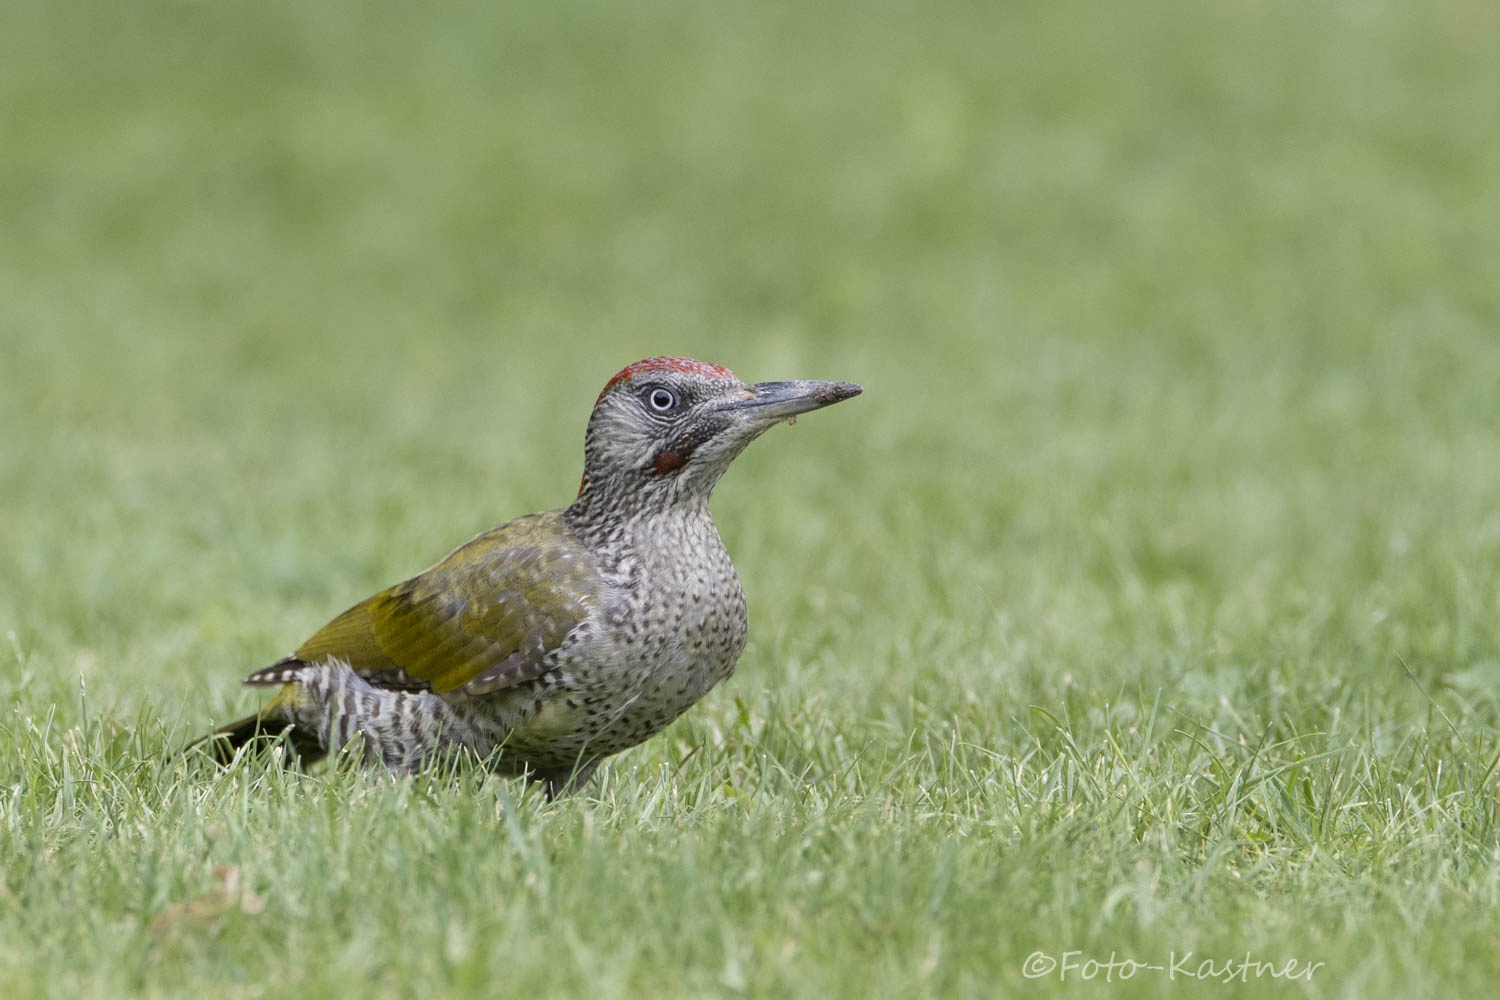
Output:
494 509 750 767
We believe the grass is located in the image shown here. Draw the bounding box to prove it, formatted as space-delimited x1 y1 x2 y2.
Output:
3 0 1500 996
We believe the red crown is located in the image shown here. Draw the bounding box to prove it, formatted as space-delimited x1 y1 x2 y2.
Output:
600 357 737 400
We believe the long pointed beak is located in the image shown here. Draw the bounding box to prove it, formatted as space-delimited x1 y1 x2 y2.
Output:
723 379 863 424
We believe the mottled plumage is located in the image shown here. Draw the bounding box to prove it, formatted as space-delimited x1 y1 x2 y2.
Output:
193 357 860 796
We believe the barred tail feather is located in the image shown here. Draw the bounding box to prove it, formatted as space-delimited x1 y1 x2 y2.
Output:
184 687 326 766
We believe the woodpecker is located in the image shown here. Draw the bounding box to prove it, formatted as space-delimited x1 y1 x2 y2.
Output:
194 356 861 796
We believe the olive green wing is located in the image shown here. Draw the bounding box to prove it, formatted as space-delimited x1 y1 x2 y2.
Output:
285 510 604 697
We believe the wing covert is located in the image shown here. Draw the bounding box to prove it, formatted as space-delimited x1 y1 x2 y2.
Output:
288 511 603 697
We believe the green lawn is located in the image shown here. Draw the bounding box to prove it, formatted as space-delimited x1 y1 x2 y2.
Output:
4 1 1500 996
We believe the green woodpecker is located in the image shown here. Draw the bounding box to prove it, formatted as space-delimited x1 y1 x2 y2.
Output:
194 356 861 796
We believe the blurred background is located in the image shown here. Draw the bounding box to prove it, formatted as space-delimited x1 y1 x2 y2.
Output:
2 0 1497 720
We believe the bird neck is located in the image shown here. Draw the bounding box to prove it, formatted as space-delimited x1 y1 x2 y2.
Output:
564 477 715 554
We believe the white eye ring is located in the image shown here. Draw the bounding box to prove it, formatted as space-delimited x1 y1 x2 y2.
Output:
647 387 678 412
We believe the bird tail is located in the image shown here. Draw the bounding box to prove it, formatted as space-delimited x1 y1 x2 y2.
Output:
183 687 326 766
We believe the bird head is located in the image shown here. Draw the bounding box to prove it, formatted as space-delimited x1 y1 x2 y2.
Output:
573 356 862 510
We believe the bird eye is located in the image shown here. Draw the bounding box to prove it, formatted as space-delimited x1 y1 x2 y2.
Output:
646 387 678 413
